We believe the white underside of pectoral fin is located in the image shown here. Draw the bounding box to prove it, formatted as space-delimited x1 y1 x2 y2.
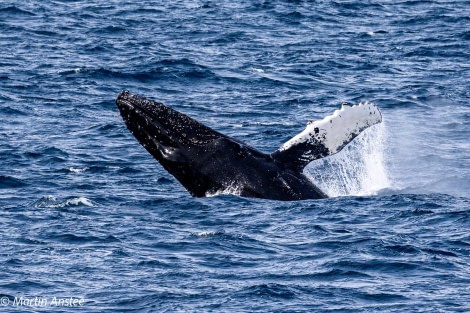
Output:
280 102 382 155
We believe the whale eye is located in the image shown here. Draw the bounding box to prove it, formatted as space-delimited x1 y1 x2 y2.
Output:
307 120 313 125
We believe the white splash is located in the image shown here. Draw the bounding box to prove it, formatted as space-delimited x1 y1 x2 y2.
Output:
205 182 242 197
304 122 390 197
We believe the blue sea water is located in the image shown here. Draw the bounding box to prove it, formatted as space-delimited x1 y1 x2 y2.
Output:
1 0 470 312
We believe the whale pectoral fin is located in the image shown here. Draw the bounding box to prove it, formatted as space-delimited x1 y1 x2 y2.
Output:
270 102 382 172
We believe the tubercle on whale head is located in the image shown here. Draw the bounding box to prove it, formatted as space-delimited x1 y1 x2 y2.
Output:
115 91 226 156
115 90 131 109
116 90 131 105
115 91 183 155
116 90 162 116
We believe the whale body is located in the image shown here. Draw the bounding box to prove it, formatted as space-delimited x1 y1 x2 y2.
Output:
116 91 382 201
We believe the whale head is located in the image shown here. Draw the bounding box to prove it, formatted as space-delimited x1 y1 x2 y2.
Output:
115 91 237 196
116 91 219 164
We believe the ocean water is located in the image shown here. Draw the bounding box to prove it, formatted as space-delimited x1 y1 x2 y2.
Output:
1 1 469 312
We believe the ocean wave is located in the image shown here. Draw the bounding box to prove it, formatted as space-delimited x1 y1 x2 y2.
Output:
88 25 127 34
23 146 69 160
51 233 119 244
0 175 27 188
57 59 219 83
239 283 296 299
0 6 35 16
2 106 28 116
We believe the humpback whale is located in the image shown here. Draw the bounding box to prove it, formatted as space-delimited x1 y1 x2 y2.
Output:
116 91 382 201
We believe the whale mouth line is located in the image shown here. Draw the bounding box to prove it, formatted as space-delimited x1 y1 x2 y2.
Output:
116 97 134 110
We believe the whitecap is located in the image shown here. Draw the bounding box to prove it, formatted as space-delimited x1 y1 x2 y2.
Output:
32 196 94 209
69 167 89 173
61 197 94 208
194 231 223 237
